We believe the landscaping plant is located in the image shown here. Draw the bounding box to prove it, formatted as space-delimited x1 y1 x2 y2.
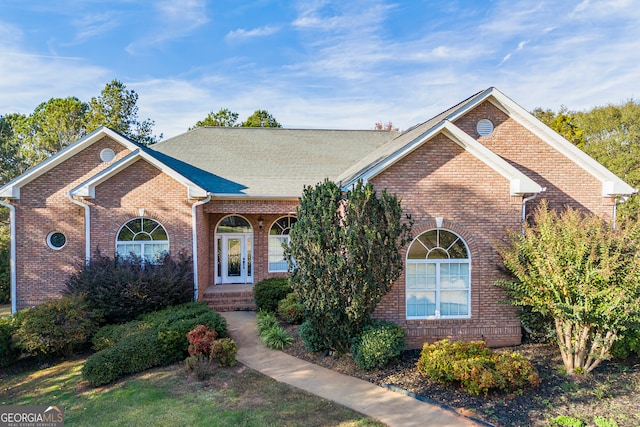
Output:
351 320 405 370
285 179 412 353
416 339 540 396
253 278 292 313
498 201 640 374
277 292 304 324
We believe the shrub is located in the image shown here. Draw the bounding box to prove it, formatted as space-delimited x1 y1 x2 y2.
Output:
0 316 20 367
253 278 291 313
65 251 194 324
416 339 540 396
298 319 325 353
594 416 618 427
15 295 100 358
277 292 304 324
256 311 279 334
211 338 238 367
611 326 640 359
519 306 556 343
351 320 405 370
261 325 293 349
186 324 218 357
83 302 226 386
552 416 586 427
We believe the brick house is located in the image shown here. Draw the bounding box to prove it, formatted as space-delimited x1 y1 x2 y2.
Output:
1 87 635 348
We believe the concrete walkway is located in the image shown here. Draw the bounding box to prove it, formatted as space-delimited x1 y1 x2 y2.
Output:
221 311 478 427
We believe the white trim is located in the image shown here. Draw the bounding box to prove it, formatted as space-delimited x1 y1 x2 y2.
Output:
68 195 91 264
46 231 67 250
210 193 300 201
70 149 208 199
0 200 16 313
0 127 140 199
192 195 211 301
475 88 636 197
346 120 542 196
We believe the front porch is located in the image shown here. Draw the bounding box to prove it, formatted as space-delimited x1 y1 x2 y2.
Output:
201 284 256 312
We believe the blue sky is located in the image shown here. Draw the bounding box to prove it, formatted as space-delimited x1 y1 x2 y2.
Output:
1 0 639 139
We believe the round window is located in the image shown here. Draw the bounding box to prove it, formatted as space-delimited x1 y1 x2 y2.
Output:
100 148 116 162
47 232 67 250
476 119 494 136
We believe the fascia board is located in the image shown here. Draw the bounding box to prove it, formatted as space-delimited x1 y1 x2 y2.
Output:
0 127 140 200
71 149 209 199
441 122 542 195
343 120 542 196
342 122 450 189
210 193 300 201
486 89 637 197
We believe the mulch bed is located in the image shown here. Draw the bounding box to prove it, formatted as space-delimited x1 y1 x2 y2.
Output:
281 323 640 427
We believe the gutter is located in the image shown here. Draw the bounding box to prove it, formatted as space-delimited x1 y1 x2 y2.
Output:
68 194 91 264
191 194 211 301
0 199 16 314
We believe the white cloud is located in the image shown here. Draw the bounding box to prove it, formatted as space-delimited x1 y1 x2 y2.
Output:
71 12 121 44
225 26 279 41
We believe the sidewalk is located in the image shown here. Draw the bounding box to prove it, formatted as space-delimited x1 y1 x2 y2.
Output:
221 311 478 427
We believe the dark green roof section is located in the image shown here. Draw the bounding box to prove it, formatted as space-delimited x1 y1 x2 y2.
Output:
150 127 397 197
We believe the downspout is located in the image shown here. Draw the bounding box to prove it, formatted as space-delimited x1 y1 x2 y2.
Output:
521 193 539 235
192 194 211 302
68 194 91 264
612 196 619 230
0 200 16 314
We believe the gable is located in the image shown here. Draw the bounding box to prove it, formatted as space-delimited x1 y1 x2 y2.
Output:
0 127 141 200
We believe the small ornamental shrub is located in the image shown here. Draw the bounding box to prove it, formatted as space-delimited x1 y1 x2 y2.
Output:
352 320 405 370
552 416 586 427
519 306 556 343
257 311 279 334
0 316 20 367
83 302 226 386
261 325 293 349
15 295 100 358
298 319 325 353
211 338 238 367
65 251 194 324
253 278 291 313
186 324 218 357
417 339 540 396
611 326 640 359
594 416 619 427
277 292 304 324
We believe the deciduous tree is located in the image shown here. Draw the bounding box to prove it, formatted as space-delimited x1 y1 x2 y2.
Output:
497 201 640 374
191 108 239 129
240 109 281 128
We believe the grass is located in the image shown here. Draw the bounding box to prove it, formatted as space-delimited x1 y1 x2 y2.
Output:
0 304 10 318
0 356 385 427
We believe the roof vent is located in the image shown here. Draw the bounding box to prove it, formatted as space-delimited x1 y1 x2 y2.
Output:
100 148 116 162
476 119 494 136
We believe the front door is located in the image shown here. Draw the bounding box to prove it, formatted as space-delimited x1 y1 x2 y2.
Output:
220 234 252 283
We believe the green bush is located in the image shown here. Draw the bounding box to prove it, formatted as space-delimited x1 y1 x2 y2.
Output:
65 251 194 324
519 306 556 343
298 319 325 353
594 416 618 427
351 320 405 370
611 326 640 359
15 295 100 358
253 278 291 313
416 339 540 396
277 292 304 324
0 316 20 367
83 302 226 386
552 416 586 427
261 325 293 349
211 338 238 367
256 311 279 334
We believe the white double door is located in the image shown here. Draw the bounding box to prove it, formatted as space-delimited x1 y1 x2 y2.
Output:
219 234 252 284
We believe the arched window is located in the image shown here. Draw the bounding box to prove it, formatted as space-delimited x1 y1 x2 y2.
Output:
116 218 169 262
268 216 297 272
406 229 470 319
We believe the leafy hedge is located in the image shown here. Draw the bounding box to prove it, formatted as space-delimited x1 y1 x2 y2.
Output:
253 278 291 313
277 292 304 324
351 320 405 370
0 316 20 367
417 339 540 396
83 302 226 386
15 295 101 358
65 251 194 324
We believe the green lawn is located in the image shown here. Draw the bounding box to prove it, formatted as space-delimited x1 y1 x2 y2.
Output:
0 304 10 318
0 357 385 427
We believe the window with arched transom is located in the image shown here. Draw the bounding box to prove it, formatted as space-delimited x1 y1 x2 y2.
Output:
116 218 169 262
268 215 297 272
406 229 470 319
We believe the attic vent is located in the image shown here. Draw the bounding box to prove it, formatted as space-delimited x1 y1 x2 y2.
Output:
476 119 494 136
100 148 116 162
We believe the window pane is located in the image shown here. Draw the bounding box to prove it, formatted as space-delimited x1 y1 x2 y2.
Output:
269 236 289 272
117 243 142 258
408 241 428 259
128 218 143 234
150 225 168 240
218 216 252 233
144 243 169 262
440 290 469 316
427 248 448 259
448 240 468 259
407 292 436 317
117 226 135 241
418 231 438 250
438 230 458 251
440 263 470 289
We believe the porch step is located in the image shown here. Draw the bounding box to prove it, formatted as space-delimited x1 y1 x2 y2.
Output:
202 288 256 312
